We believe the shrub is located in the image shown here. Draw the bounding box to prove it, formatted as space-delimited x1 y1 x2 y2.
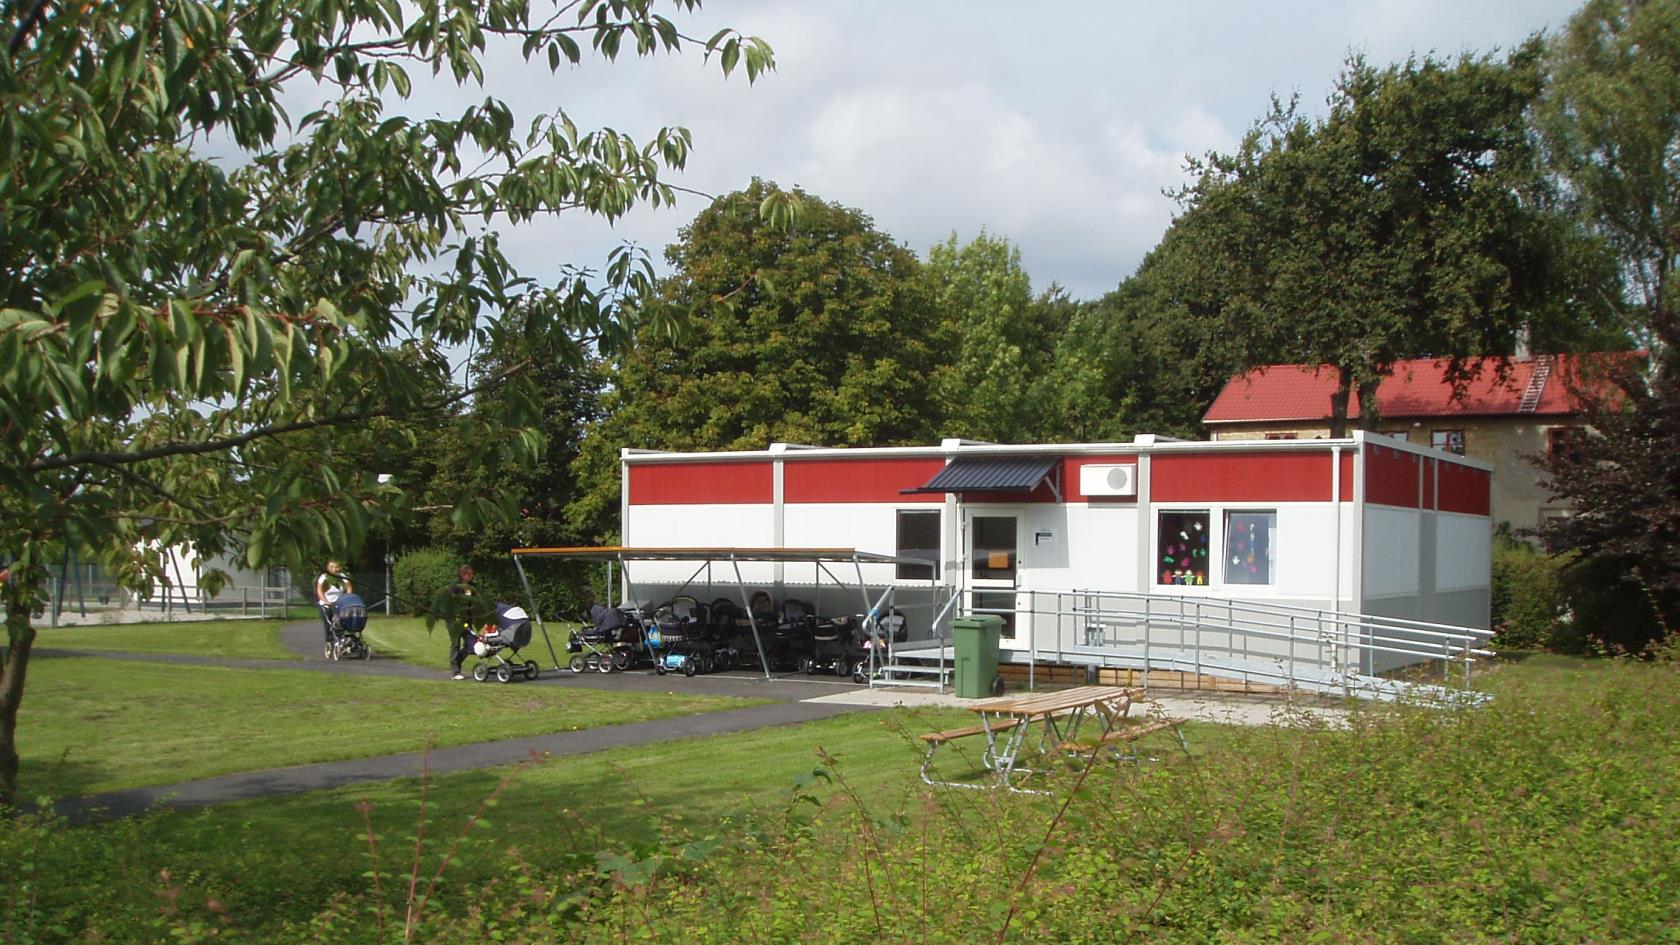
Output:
392 547 457 615
1490 540 1568 649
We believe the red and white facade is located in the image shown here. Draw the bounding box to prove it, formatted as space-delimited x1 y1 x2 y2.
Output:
620 433 1492 657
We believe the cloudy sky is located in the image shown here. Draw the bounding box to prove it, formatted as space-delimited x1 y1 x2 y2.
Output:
440 0 1587 302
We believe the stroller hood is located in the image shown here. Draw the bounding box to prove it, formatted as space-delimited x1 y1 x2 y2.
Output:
332 593 368 633
490 602 533 648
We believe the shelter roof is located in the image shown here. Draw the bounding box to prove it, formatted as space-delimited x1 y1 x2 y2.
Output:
510 546 924 566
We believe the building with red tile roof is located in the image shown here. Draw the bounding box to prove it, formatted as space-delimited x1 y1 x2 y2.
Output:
1203 354 1616 531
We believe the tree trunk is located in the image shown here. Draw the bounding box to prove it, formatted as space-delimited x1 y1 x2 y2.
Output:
1328 367 1355 438
0 600 36 810
1355 376 1383 431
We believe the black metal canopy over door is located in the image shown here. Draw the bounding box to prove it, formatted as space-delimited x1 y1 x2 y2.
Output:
904 455 1059 497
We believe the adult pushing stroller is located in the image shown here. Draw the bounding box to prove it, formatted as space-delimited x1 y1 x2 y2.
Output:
470 602 540 683
324 592 370 660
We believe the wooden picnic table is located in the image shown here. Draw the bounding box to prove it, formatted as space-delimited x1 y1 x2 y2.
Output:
921 685 1139 793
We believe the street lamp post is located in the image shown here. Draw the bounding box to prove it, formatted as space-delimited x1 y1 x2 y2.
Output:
377 474 394 615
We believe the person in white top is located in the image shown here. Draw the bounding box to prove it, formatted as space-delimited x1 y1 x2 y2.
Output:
316 560 354 646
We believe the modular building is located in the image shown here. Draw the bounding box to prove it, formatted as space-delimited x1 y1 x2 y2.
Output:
618 432 1492 681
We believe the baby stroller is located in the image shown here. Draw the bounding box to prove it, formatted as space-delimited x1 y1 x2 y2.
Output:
470 602 540 683
652 596 725 676
569 604 641 673
324 592 370 661
805 611 859 677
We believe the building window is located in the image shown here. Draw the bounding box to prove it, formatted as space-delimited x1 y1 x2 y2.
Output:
895 510 939 580
1547 426 1585 462
1263 432 1298 440
1157 510 1210 586
1384 430 1411 443
1224 511 1277 585
1431 429 1465 455
970 515 1017 581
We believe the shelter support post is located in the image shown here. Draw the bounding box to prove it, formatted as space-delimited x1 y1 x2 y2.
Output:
732 558 773 679
514 554 564 671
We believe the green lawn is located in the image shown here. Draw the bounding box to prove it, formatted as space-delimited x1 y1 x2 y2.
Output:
13 653 1679 944
15 658 767 797
363 615 580 671
32 619 297 660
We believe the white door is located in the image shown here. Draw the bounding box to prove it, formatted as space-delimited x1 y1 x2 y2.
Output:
965 510 1027 645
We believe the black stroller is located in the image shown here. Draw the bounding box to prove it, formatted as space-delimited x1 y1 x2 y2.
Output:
470 602 540 683
805 610 860 677
570 604 644 673
324 592 370 661
775 598 820 673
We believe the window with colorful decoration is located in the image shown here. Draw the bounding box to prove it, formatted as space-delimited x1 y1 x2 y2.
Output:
1157 510 1210 586
1224 510 1276 585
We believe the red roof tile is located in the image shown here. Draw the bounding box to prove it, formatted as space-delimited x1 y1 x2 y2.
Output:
1203 354 1615 424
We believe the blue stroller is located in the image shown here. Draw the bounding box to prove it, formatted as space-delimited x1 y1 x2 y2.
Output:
324 592 370 660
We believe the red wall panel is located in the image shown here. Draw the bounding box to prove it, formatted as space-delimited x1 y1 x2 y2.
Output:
1437 461 1491 516
1339 452 1355 501
628 462 773 505
783 458 948 504
1364 444 1421 508
1151 453 1333 503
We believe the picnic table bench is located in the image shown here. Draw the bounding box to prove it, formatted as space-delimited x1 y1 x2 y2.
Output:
920 685 1160 793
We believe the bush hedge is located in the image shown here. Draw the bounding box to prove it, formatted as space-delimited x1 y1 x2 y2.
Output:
1490 540 1568 649
391 546 457 616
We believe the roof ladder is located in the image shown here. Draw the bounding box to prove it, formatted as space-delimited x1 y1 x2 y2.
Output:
1517 355 1553 413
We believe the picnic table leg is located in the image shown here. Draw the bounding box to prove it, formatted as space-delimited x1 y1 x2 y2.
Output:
920 740 989 791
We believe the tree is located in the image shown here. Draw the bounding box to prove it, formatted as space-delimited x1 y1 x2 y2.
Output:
0 1 773 807
1166 44 1615 436
925 231 1065 442
1534 0 1680 643
570 180 941 538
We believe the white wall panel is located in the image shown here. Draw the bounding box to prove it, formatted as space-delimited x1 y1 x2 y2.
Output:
1273 505 1340 599
622 504 777 584
1056 505 1140 592
1362 507 1421 597
1435 513 1492 592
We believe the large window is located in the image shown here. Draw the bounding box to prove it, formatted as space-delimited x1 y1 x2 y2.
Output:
1224 510 1277 586
1156 510 1210 586
895 510 940 579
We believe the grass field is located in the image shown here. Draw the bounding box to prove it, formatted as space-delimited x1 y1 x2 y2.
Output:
362 615 581 672
7 651 1678 943
15 657 767 797
32 619 298 660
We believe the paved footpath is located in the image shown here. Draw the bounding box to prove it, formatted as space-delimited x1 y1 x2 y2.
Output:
44 621 885 823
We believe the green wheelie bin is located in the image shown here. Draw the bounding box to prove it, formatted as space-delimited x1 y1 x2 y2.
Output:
952 613 1004 699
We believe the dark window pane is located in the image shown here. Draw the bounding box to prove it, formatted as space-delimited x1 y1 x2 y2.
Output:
895 510 940 580
972 590 1016 639
1224 510 1276 585
1157 510 1210 585
971 516 1017 581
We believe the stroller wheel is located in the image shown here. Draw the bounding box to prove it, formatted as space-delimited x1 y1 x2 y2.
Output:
472 663 490 682
594 653 614 674
323 641 334 660
834 660 850 678
655 663 668 675
682 658 697 677
852 661 868 684
799 657 814 675
611 650 631 671
569 655 587 674
524 662 539 681
495 663 514 683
